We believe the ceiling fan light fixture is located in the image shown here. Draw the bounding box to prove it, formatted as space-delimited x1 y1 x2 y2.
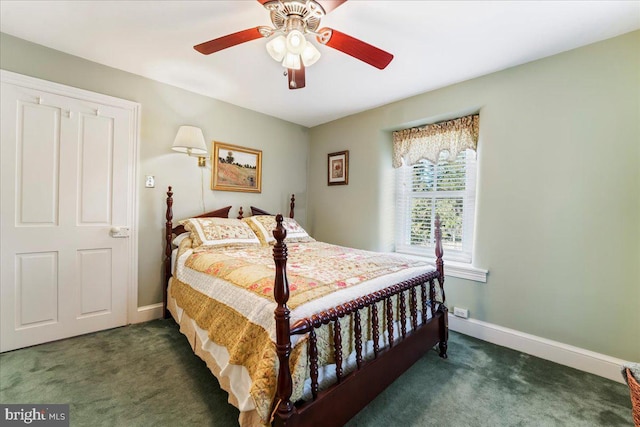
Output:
285 29 306 55
194 0 394 90
301 42 321 67
282 52 301 70
266 35 287 61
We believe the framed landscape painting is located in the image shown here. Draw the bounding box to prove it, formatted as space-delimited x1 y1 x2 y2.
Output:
211 142 262 193
328 150 349 186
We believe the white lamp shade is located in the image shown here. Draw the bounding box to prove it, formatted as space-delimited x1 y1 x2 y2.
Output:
266 35 287 62
172 126 207 156
282 52 301 70
301 42 321 67
285 30 306 55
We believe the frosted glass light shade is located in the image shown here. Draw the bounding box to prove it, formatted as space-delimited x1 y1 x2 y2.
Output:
267 31 320 69
266 35 287 61
172 126 207 155
301 42 321 67
286 30 306 55
282 52 301 70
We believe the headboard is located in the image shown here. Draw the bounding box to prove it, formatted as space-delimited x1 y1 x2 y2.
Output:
235 194 296 220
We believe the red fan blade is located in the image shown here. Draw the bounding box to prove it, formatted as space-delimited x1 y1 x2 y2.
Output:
317 0 348 14
317 28 393 70
287 64 306 90
194 27 263 55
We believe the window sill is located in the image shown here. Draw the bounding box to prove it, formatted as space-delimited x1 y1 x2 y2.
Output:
396 252 488 283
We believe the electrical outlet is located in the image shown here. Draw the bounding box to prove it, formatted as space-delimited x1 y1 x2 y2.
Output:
453 307 469 318
145 175 155 188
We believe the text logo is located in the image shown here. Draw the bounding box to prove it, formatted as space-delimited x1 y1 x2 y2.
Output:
1 405 69 426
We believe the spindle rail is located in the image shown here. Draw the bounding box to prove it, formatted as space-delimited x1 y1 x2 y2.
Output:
271 214 447 427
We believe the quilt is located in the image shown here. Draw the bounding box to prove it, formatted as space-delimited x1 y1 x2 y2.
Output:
171 237 438 425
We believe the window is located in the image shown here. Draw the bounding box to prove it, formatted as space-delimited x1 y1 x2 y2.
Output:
395 149 477 263
392 113 486 281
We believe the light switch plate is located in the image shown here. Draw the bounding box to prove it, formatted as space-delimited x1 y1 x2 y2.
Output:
145 175 155 188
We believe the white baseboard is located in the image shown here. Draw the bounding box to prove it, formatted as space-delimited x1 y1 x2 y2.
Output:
447 314 628 384
130 303 164 324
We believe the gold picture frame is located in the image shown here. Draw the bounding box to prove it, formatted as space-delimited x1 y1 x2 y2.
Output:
211 141 262 193
328 150 349 186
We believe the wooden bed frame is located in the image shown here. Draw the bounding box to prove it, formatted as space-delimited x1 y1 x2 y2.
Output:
163 186 448 427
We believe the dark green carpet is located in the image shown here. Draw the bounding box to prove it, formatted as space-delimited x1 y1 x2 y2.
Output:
0 320 632 426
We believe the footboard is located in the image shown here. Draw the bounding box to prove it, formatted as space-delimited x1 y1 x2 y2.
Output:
271 215 448 427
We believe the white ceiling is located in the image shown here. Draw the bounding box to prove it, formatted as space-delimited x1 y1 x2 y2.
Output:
1 1 639 127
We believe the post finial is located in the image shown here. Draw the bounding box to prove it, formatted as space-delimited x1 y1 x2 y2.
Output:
289 194 295 218
434 213 445 303
434 214 443 260
274 214 287 243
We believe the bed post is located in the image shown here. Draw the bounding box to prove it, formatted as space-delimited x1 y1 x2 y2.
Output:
434 214 448 358
289 194 295 219
272 214 294 425
163 186 174 319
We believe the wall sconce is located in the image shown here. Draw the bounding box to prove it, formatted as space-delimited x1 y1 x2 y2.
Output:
172 125 208 167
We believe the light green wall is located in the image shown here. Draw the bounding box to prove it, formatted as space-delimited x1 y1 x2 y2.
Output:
308 31 640 361
3 30 638 361
0 33 309 308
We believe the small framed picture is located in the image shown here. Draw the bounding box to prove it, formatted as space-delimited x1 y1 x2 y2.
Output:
211 141 262 193
327 150 349 186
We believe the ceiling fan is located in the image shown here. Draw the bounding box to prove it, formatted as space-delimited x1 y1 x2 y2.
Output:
194 0 394 90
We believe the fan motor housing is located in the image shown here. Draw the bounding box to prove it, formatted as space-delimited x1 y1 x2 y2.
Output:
265 0 324 34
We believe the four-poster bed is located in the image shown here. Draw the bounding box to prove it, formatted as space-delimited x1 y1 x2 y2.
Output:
163 186 448 426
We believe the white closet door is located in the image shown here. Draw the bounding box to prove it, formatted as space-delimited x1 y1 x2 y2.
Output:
1 75 137 352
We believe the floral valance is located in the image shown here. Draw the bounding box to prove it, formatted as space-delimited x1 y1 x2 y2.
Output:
392 114 479 168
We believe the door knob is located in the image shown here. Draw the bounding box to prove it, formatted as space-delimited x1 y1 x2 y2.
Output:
110 227 130 238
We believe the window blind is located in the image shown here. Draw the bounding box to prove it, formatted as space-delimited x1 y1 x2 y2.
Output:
395 149 477 262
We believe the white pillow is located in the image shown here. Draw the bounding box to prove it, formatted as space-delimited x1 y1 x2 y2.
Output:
172 232 190 247
243 215 314 245
179 217 260 248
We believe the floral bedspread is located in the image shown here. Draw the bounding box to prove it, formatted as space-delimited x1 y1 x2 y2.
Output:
186 241 426 309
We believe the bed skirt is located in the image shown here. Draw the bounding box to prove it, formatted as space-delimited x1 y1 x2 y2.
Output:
167 278 266 427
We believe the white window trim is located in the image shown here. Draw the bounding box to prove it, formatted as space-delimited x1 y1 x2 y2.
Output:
396 251 488 283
